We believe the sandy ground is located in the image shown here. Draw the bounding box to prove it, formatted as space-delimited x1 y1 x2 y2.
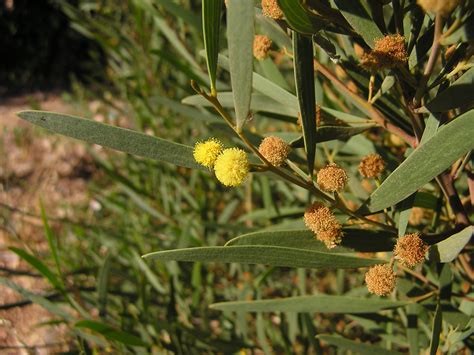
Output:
0 93 94 353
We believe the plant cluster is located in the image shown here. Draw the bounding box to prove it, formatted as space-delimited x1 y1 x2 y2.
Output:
4 0 473 353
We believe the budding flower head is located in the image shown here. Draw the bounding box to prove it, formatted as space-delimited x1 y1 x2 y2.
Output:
304 202 342 248
361 35 407 71
317 163 348 192
417 0 460 16
193 138 224 168
253 35 272 61
394 233 429 268
358 154 386 178
261 0 284 19
258 136 290 166
214 148 249 187
365 264 397 296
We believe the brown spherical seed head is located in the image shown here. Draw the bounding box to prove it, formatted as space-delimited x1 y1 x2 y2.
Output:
258 136 290 166
261 0 284 19
365 264 397 296
360 35 407 71
394 233 429 268
358 154 386 178
317 163 348 192
253 35 272 61
304 202 341 234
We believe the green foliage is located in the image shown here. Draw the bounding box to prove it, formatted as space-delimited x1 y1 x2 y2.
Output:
5 0 474 353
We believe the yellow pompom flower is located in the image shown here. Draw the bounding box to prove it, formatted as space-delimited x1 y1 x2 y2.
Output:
214 148 249 187
193 138 224 168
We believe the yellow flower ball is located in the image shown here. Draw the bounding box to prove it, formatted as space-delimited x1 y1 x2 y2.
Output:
214 148 249 187
193 138 223 168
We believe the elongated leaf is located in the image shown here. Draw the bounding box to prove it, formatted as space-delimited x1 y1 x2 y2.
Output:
143 245 383 269
17 111 203 170
210 295 407 313
334 0 383 48
277 0 322 34
226 228 396 252
40 202 63 282
0 277 73 320
227 0 254 131
75 320 148 347
407 304 419 355
9 247 63 291
430 225 473 263
202 0 223 95
317 335 402 355
426 67 474 112
217 54 298 110
293 32 317 175
183 92 298 117
290 125 374 147
362 109 474 213
429 302 443 355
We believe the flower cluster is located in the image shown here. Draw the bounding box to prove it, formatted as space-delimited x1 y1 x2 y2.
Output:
304 202 342 248
194 139 249 187
365 264 397 296
316 164 348 192
365 233 429 296
394 233 428 268
261 0 284 20
253 35 272 61
258 136 290 166
361 35 408 71
358 154 385 178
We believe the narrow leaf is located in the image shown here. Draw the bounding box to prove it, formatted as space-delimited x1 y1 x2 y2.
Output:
9 247 63 291
425 67 474 112
430 225 473 263
210 295 408 313
277 0 322 34
143 245 383 269
202 0 224 95
17 111 203 170
293 32 317 175
225 228 396 253
334 0 384 48
75 320 148 347
363 109 474 213
429 302 443 355
317 335 402 355
217 54 298 111
227 0 254 131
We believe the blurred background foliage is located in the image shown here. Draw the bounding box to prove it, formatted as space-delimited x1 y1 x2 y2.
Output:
1 0 473 353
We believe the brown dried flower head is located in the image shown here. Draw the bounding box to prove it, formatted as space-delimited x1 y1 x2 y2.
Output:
253 35 273 61
365 264 397 296
358 154 386 178
304 202 342 248
258 136 290 166
317 228 343 249
394 233 429 267
261 0 284 19
361 35 407 71
317 163 348 192
409 207 425 225
417 0 460 16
